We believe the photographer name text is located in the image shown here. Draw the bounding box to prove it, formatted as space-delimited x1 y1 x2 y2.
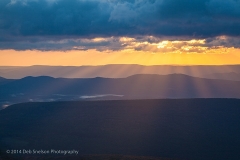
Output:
6 149 79 155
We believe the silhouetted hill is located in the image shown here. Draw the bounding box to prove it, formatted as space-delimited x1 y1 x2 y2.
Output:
0 76 14 86
0 76 6 84
1 65 240 80
206 72 240 81
0 99 240 160
1 74 240 102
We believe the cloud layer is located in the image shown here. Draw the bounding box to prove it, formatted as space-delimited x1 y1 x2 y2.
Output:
1 0 240 51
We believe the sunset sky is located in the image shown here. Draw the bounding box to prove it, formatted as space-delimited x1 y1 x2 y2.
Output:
1 0 240 66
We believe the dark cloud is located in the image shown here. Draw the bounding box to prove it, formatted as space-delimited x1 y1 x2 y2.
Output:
205 36 240 48
1 0 240 50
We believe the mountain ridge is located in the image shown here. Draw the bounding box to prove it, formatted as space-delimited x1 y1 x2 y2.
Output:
1 74 240 108
1 64 240 80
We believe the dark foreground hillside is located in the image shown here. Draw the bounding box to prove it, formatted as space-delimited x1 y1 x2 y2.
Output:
0 99 240 160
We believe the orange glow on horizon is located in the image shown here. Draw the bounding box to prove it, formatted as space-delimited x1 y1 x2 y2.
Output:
0 48 240 66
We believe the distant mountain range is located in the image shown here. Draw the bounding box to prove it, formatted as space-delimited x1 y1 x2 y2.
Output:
206 72 240 81
1 64 240 81
1 74 240 109
1 65 240 109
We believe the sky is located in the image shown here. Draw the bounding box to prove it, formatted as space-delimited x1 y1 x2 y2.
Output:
1 0 240 66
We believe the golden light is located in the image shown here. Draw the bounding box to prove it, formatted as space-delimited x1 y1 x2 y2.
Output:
0 36 240 66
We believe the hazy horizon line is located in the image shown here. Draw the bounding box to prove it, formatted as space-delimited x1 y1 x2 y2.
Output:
1 63 240 67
